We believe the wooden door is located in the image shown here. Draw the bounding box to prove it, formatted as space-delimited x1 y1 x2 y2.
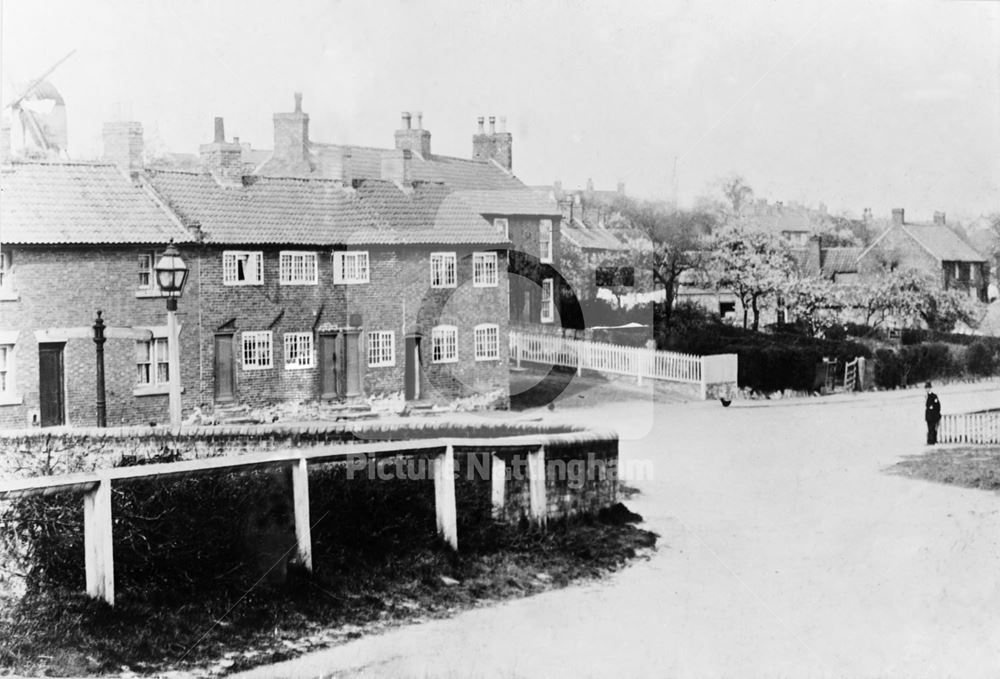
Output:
38 343 65 427
214 334 235 403
344 332 361 397
405 335 422 401
319 334 342 400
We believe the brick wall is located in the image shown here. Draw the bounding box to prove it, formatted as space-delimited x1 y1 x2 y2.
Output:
0 244 202 429
1 241 510 430
501 215 563 326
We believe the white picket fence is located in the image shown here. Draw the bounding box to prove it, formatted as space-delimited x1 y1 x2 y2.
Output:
509 330 737 399
938 411 1000 444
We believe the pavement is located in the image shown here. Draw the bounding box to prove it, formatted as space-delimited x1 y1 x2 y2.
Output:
232 381 1000 678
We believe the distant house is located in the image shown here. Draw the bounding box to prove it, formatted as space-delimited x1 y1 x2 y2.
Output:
857 209 989 302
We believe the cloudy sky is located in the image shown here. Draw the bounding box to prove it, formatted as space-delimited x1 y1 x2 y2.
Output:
2 0 999 220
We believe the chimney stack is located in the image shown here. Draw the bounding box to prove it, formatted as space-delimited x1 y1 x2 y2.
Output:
892 208 905 225
394 110 431 157
472 114 513 171
199 117 244 186
934 211 946 225
381 148 412 185
273 92 310 166
102 121 145 177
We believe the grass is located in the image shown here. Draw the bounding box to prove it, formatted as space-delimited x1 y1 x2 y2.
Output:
0 476 656 677
886 445 1000 492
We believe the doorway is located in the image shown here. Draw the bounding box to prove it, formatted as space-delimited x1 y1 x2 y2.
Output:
405 334 422 401
214 334 235 403
38 342 65 427
319 333 343 400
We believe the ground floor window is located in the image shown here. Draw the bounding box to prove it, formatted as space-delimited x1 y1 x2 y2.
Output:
431 325 458 363
283 332 314 369
541 278 554 323
0 344 12 395
474 324 500 360
136 337 170 385
368 331 395 367
242 331 273 370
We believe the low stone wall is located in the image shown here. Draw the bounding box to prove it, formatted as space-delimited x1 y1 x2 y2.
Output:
0 421 619 524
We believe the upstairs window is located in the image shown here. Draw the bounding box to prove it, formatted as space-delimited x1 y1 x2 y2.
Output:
333 251 370 284
539 219 553 263
0 248 12 292
242 331 273 370
431 325 458 363
430 252 457 288
138 252 156 290
280 251 318 285
494 218 510 239
223 251 264 285
367 331 395 367
541 278 554 323
473 252 499 287
474 324 500 360
283 332 314 369
136 337 170 386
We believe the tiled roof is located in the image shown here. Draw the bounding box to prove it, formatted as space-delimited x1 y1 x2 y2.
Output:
561 217 629 252
449 190 562 217
0 162 191 244
355 180 508 246
820 247 862 276
145 170 395 245
902 223 986 262
255 142 526 191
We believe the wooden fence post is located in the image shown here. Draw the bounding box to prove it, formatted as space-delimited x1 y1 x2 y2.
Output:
433 445 458 550
491 453 506 519
290 457 313 572
84 475 114 606
527 446 547 526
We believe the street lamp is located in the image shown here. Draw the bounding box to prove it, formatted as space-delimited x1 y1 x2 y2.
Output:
154 240 189 427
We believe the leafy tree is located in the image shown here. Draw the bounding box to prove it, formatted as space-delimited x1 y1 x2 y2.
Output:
704 220 795 330
780 276 846 336
844 268 982 332
611 197 716 327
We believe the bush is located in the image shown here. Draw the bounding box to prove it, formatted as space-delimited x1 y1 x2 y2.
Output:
844 323 878 339
822 325 847 342
900 342 954 384
966 340 997 376
874 348 903 389
901 328 929 345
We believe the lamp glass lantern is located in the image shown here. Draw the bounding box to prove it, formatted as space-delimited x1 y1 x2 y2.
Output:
154 241 189 310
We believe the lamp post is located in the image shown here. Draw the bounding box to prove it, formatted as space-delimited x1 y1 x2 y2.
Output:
154 240 189 427
93 310 107 427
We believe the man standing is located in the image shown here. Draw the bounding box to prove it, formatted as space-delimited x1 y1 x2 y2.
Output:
925 381 942 445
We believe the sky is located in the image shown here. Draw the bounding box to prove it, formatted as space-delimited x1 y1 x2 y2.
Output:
1 0 999 221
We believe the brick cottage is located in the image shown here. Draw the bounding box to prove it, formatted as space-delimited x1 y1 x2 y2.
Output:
0 123 511 428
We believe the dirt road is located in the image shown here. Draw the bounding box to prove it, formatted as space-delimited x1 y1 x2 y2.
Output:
234 383 1000 678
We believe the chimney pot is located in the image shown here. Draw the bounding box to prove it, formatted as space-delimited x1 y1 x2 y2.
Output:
402 112 412 130
499 116 507 133
416 112 423 130
489 116 496 134
294 92 303 113
934 211 946 225
477 116 485 133
214 117 225 143
892 208 905 225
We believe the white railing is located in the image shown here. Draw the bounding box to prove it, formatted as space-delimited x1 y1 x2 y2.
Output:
938 411 1000 444
510 330 738 399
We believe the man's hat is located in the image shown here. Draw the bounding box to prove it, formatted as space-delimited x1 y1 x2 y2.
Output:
925 381 933 389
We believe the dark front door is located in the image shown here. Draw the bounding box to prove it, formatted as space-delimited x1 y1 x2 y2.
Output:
214 334 235 403
38 343 65 427
319 333 342 400
405 335 422 401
